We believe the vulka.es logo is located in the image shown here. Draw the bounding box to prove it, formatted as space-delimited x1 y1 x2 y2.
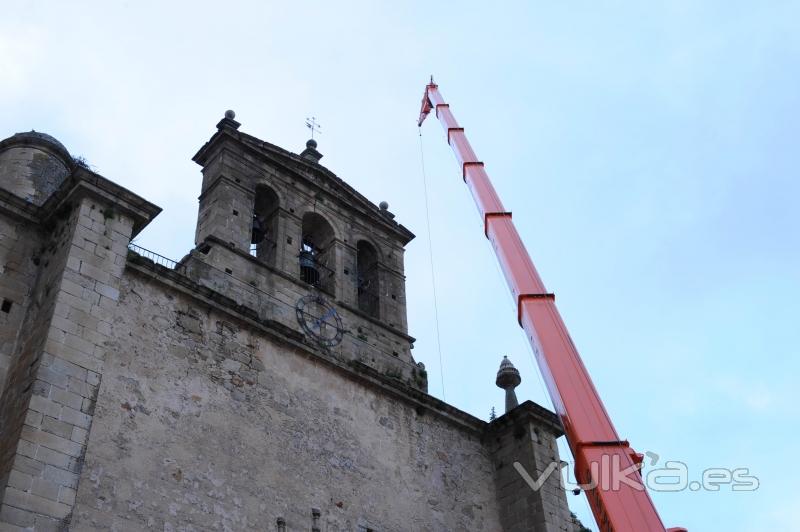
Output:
514 451 759 493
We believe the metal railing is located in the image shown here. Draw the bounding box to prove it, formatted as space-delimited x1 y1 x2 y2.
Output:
128 242 182 270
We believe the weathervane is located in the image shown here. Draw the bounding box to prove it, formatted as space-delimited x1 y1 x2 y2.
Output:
305 116 321 139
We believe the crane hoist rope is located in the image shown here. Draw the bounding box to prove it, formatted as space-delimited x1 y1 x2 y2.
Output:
417 128 447 400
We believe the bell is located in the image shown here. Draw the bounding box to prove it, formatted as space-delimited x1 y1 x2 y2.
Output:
299 250 319 285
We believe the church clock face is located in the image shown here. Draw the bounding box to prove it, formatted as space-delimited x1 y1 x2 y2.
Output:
295 294 344 347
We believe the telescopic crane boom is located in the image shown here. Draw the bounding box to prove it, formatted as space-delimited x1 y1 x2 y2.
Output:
417 79 685 532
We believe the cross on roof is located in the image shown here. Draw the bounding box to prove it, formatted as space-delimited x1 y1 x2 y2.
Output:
305 116 321 139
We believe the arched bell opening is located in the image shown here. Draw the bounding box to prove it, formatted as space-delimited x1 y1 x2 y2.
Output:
251 185 279 266
299 212 336 294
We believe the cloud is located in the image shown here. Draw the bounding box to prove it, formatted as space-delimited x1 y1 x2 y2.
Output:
712 374 776 413
0 25 45 98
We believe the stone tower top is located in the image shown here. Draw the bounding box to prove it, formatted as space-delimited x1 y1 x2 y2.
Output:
0 130 73 206
189 118 420 386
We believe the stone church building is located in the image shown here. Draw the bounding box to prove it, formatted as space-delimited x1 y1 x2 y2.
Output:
0 113 584 531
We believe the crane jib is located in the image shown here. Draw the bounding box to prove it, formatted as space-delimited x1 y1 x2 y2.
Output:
417 79 686 532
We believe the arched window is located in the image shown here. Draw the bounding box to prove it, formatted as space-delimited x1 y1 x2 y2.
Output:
252 185 279 266
299 212 336 293
356 240 379 318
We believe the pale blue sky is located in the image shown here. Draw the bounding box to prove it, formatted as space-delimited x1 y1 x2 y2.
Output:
2 2 798 530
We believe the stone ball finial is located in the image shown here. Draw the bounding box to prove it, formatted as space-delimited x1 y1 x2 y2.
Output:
496 356 521 389
224 110 236 120
306 138 318 149
379 201 389 210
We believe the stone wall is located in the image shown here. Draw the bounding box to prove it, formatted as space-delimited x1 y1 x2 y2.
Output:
0 215 42 398
68 269 502 531
0 203 77 499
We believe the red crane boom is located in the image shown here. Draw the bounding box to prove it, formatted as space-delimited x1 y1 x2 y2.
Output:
417 79 685 532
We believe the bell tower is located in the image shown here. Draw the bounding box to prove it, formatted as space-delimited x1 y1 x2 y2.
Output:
188 112 424 389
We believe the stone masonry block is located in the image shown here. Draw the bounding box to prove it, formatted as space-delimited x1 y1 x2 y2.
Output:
59 405 91 429
34 446 71 470
66 376 92 398
70 426 87 443
65 255 81 274
29 395 61 419
2 487 71 519
90 246 112 262
23 411 42 429
58 486 76 506
11 455 44 478
16 440 37 460
79 328 108 348
20 426 82 458
45 341 103 373
88 304 113 325
40 416 74 440
62 268 95 290
79 288 100 306
0 504 35 529
78 261 110 285
93 281 119 301
109 239 129 258
42 465 78 489
46 356 88 381
79 398 93 414
97 295 116 311
81 239 97 254
51 301 70 321
36 365 70 389
7 470 32 492
56 291 92 315
86 370 100 387
32 381 50 400
62 333 96 357
59 278 84 299
95 320 112 337
76 212 93 230
65 306 101 331
50 386 83 411
30 477 60 502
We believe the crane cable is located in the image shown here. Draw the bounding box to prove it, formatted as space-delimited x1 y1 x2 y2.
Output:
418 128 446 400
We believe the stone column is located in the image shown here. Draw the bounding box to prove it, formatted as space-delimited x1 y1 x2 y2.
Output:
280 214 302 279
193 112 255 254
487 402 576 532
